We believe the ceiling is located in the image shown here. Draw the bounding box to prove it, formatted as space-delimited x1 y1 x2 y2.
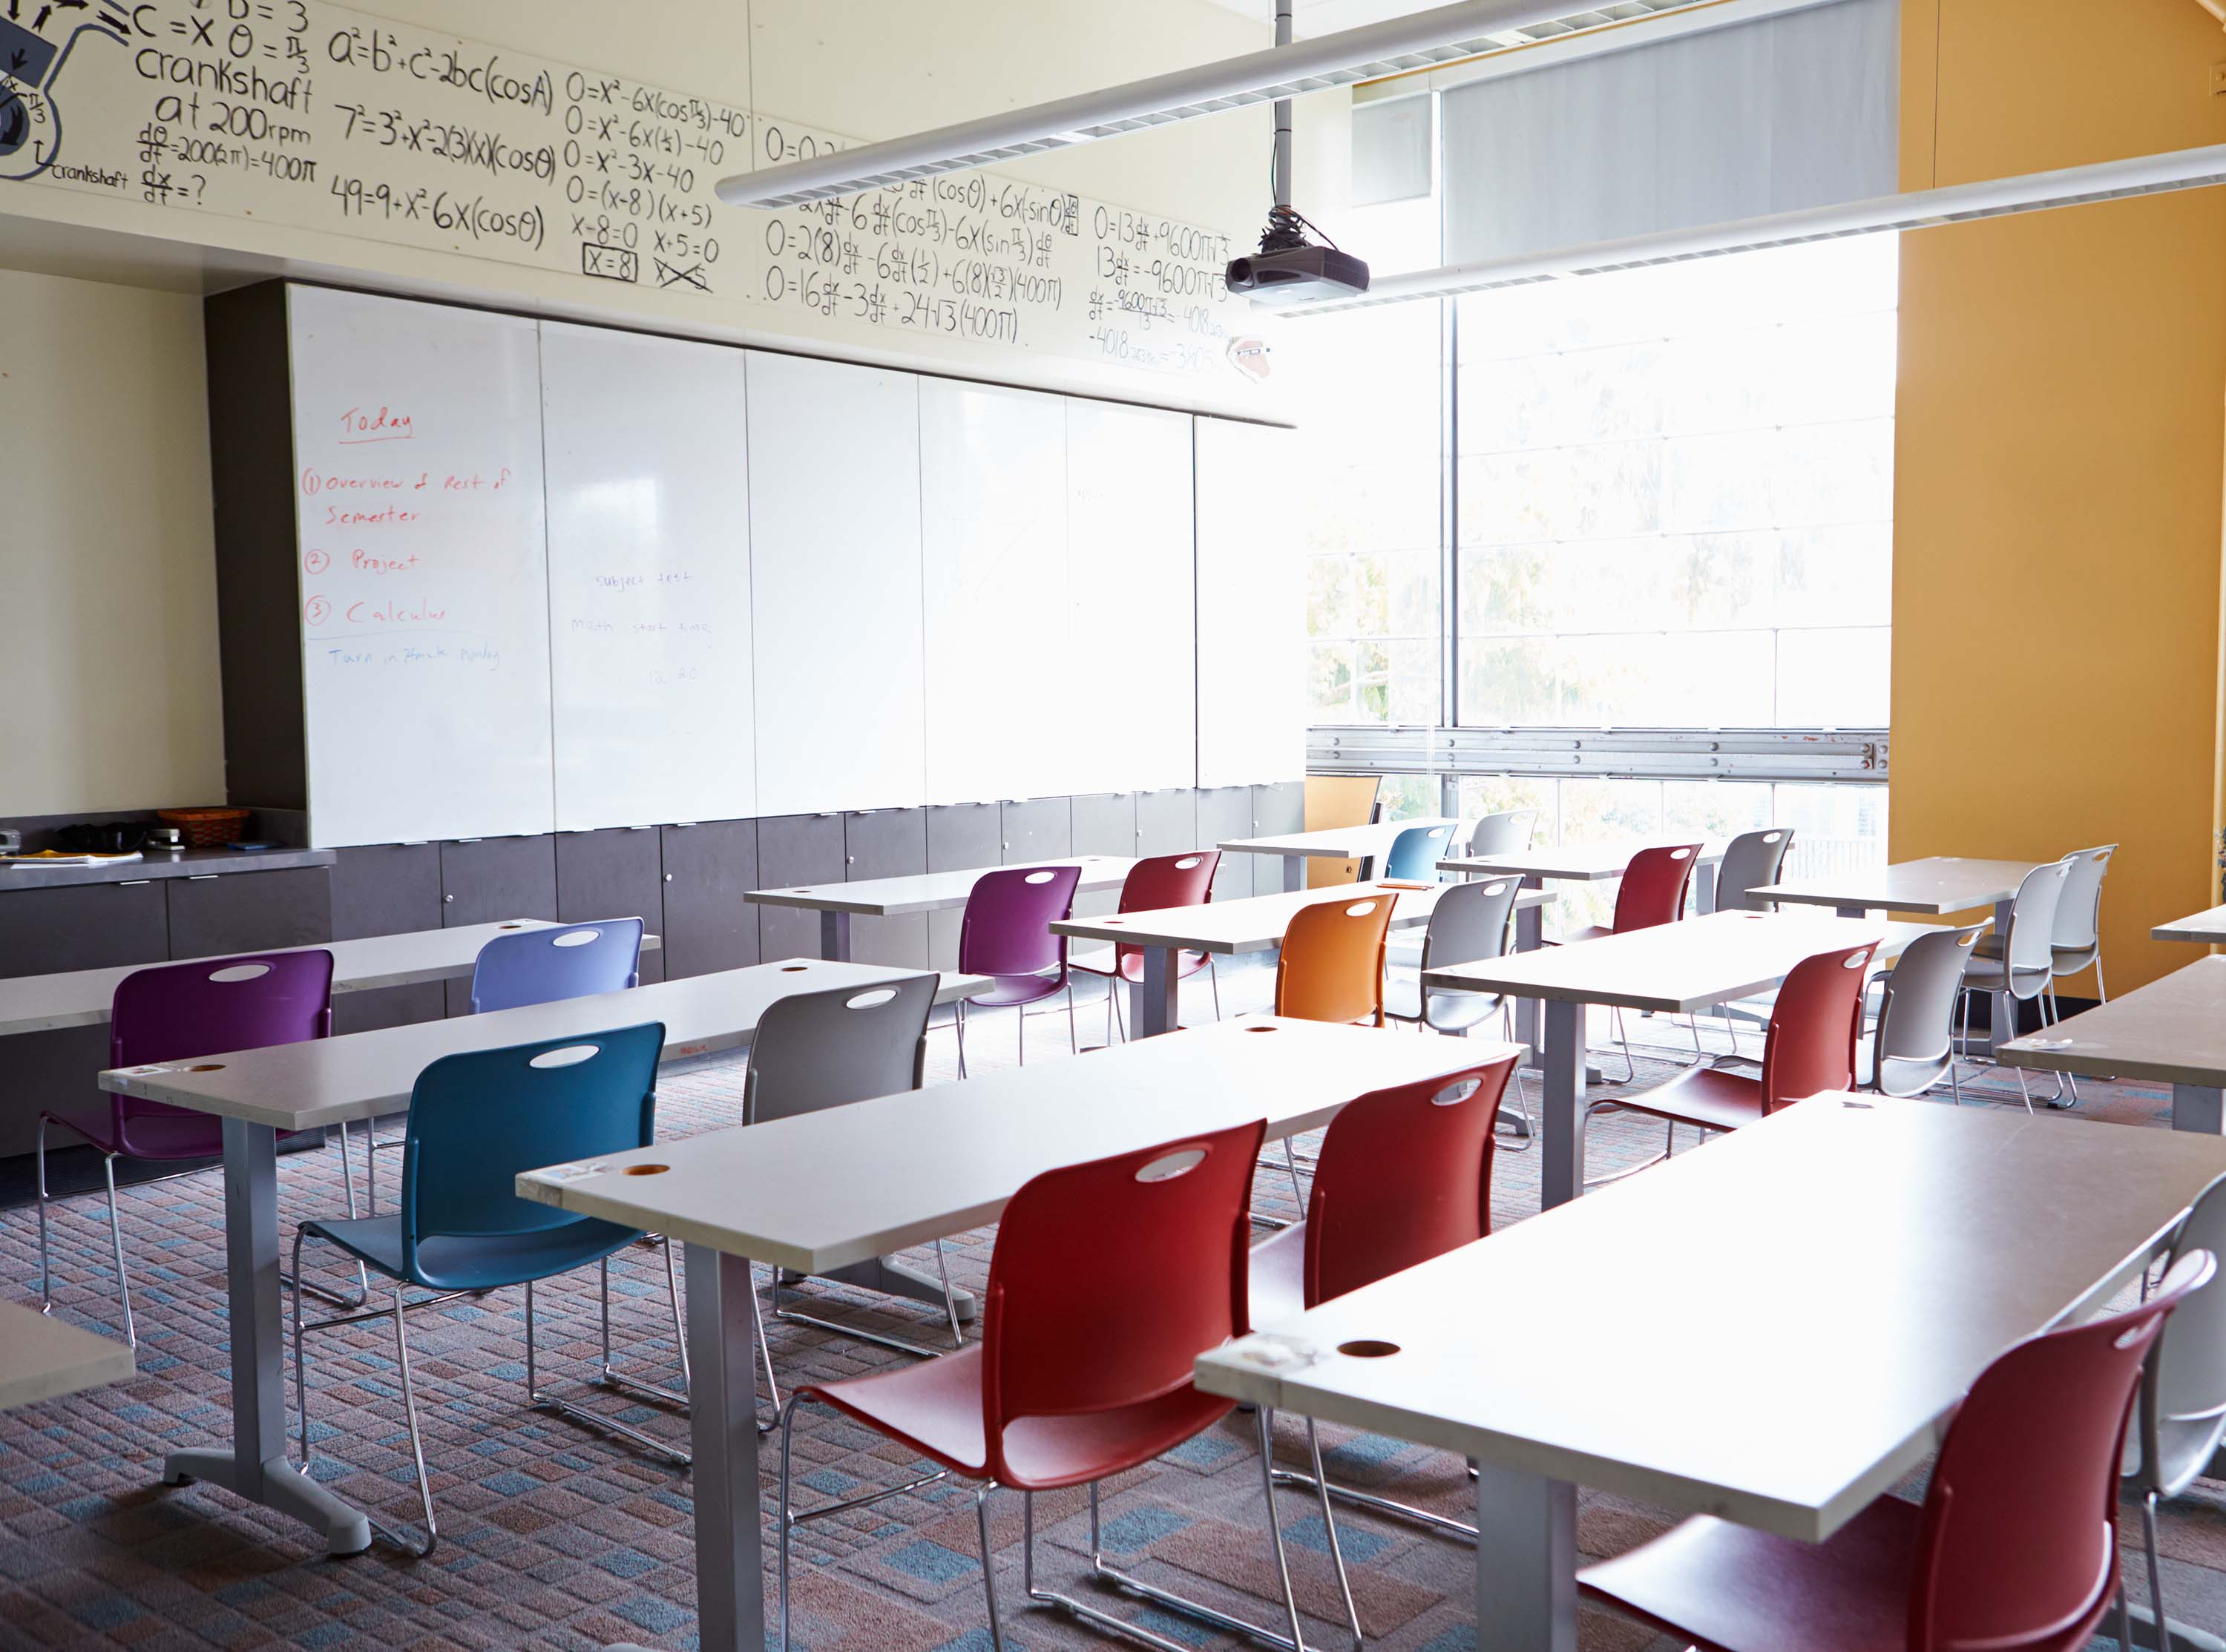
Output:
1200 0 1713 48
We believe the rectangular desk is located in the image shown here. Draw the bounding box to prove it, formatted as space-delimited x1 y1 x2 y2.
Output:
96 956 981 1559
1050 881 1555 1039
0 1301 134 1411
0 919 662 1037
1219 820 1457 894
1195 1096 2226 1652
2155 904 2226 944
2000 955 2226 1133
746 856 1135 961
1425 911 1934 1208
515 1018 1511 1652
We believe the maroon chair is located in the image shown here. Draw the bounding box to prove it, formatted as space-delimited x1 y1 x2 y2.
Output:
953 864 1084 1075
777 1118 1347 1652
39 950 346 1346
1580 1248 2218 1652
1589 938 1877 1178
1068 851 1223 1041
1250 1056 1520 1549
1549 843 1703 1079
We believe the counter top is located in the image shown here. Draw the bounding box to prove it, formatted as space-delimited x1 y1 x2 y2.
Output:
0 846 335 889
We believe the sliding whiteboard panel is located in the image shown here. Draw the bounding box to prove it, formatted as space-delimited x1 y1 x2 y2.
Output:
541 323 755 829
746 352 928 816
1196 418 1305 787
1067 401 1197 792
920 381 1071 805
288 287 553 847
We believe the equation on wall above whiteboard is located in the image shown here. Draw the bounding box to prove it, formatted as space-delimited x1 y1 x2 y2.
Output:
0 0 1258 388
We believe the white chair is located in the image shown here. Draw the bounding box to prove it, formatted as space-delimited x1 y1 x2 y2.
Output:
1975 843 2115 1103
1462 809 1537 858
1862 924 1984 1101
1383 877 1537 1142
1957 855 2076 1113
1713 827 1793 912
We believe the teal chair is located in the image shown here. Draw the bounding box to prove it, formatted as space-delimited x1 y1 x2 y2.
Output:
1382 821 1458 882
288 1022 685 1556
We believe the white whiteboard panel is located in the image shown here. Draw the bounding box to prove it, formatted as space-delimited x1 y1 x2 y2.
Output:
289 287 553 847
1066 401 1197 792
746 352 927 817
1196 418 1306 787
920 381 1071 805
541 323 756 830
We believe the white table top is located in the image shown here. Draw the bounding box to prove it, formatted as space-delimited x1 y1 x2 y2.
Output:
517 1019 1518 1275
1438 839 1727 882
98 959 985 1132
1219 820 1457 861
744 856 1136 917
1753 857 2038 915
2153 904 2226 944
1049 881 1554 958
1423 911 1933 1014
1195 1096 2226 1543
0 920 666 1037
2000 955 2226 1087
0 1303 134 1411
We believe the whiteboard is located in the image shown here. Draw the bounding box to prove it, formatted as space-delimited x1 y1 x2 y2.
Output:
746 351 928 817
541 323 755 830
920 380 1071 805
1195 417 1305 787
289 286 553 847
1067 401 1197 792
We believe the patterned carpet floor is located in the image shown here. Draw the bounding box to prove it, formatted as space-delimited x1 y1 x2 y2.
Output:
3 955 2222 1651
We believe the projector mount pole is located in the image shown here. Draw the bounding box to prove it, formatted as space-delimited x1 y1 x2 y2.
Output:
1273 0 1295 212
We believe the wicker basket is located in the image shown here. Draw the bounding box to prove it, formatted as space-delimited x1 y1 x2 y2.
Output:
158 807 252 849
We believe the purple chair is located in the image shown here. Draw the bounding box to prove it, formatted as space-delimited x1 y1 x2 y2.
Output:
39 950 347 1346
953 865 1083 1075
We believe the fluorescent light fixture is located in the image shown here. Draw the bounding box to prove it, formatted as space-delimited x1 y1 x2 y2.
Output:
717 0 1626 209
1278 141 2226 313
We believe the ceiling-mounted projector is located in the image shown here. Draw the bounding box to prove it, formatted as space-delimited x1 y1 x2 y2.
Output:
1227 240 1371 306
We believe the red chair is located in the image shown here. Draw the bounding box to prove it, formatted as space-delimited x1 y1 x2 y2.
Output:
775 1119 1338 1652
1580 1248 2217 1652
1068 851 1222 1041
1551 843 1702 1079
1589 939 1876 1178
1250 1056 1519 1550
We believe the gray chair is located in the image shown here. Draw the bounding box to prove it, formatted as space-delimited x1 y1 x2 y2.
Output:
1385 877 1537 1143
1974 843 2115 1103
1957 855 2076 1113
1462 809 1537 858
1713 827 1794 912
1863 923 1984 1101
745 973 960 1374
2119 1173 2226 1651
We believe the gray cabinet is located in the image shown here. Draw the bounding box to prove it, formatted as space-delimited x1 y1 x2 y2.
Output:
1137 788 1198 859
439 837 558 1012
329 843 444 1036
1254 781 1304 839
556 829 667 984
165 866 332 960
1000 799 1071 865
925 803 1000 971
844 810 928 968
1069 793 1136 918
1195 787 1255 901
756 815 845 962
658 820 759 980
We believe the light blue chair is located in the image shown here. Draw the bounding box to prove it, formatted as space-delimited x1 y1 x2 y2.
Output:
1382 822 1458 882
289 1022 686 1556
470 917 645 1012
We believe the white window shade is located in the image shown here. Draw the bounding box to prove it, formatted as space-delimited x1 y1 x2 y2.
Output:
1440 0 1897 266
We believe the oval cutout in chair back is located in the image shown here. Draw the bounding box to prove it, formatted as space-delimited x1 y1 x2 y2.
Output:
1844 951 1871 970
1670 847 1693 860
554 929 599 948
1136 1147 1206 1183
1025 870 1056 884
1175 856 1202 869
529 1043 600 1070
1482 881 1511 897
1763 831 1785 843
845 988 897 1010
1431 1077 1481 1107
1345 901 1379 918
1956 932 1978 949
209 963 273 984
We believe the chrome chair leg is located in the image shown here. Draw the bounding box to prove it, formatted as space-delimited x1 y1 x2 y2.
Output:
780 1393 951 1651
1066 982 1078 1055
2143 1491 2169 1648
100 1152 137 1349
749 1262 781 1429
525 1273 691 1467
955 998 968 1079
386 1282 439 1557
35 1115 139 1347
34 1115 55 1324
1209 956 1223 1021
976 1481 1009 1652
1298 1415 1364 1651
593 1252 691 1409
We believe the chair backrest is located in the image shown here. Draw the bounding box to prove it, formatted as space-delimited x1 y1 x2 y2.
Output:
957 865 1083 981
979 1117 1263 1482
741 975 937 1125
1113 852 1219 975
2137 1173 2226 1500
1304 775 1384 888
1274 893 1396 1025
1418 878 1523 973
1714 828 1794 912
470 918 644 1013
1464 809 1537 857
2000 858 2075 996
1758 940 1875 1113
1383 823 1458 882
1303 1058 1519 1307
1871 924 1984 1096
1909 1249 2215 1652
2052 844 2115 955
109 950 335 1155
1611 844 1701 933
398 1023 663 1283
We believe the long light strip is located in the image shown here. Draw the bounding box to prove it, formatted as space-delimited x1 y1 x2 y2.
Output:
1278 142 2226 314
717 0 1641 208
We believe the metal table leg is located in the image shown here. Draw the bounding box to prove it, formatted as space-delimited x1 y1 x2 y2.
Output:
1283 856 1306 895
1512 883 1545 1073
1540 998 1586 1211
1472 1461 1577 1652
674 1244 766 1652
2173 1084 2224 1134
812 1254 976 1321
1126 944 1181 1039
819 910 852 962
160 1116 372 1557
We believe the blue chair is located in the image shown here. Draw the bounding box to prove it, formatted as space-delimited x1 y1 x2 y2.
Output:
470 917 645 1012
289 1023 684 1556
1382 822 1457 882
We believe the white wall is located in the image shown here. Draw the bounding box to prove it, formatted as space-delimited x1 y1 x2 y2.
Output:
0 269 225 815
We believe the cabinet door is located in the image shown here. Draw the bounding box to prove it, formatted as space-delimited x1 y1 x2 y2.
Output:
844 810 928 968
659 820 759 980
1195 787 1255 901
1069 793 1135 918
439 837 559 1012
556 829 667 984
756 815 846 962
0 881 168 978
165 867 333 961
1000 799 1071 866
329 844 444 1036
925 804 1000 972
1137 789 1198 860
1254 781 1305 837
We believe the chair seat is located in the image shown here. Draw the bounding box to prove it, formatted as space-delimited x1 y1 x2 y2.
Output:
1560 924 1614 945
801 1343 1235 1492
965 970 1069 1008
1960 955 2049 993
1067 944 1209 984
45 1108 306 1162
303 1211 642 1293
1382 971 1502 1033
1608 1064 1765 1133
1247 1222 1307 1329
1973 932 2098 971
1578 1494 1927 1652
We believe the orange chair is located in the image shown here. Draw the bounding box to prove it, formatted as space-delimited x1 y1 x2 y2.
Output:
1273 892 1397 1026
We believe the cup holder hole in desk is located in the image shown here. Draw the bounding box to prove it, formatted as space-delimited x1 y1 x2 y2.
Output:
1244 1026 1278 1033
1338 1340 1400 1359
623 1164 671 1177
184 1064 226 1073
781 965 810 973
